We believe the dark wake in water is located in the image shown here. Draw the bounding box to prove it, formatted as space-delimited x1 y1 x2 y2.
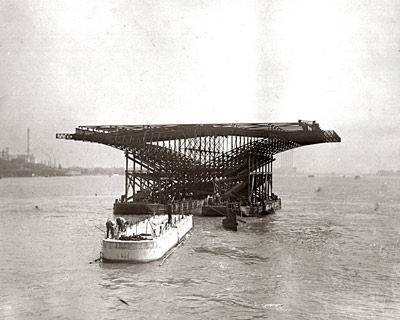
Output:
192 246 267 264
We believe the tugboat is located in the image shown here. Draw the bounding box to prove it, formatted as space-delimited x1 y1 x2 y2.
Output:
222 210 238 231
222 208 248 232
239 196 281 217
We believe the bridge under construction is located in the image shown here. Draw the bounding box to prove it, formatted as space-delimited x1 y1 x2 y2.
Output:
56 120 340 214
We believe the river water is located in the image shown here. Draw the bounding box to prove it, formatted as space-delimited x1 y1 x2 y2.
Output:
0 175 399 319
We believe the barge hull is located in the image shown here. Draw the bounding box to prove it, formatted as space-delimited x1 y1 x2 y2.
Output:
102 215 193 263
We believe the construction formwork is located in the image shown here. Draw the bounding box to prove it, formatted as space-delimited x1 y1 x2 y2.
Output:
57 121 340 206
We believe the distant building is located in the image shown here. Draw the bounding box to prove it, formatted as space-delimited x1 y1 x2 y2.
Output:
65 170 82 176
16 154 36 163
376 170 400 176
274 150 297 175
274 166 297 175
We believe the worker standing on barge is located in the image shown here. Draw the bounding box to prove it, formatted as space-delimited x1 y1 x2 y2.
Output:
116 217 127 233
106 219 116 239
167 203 172 225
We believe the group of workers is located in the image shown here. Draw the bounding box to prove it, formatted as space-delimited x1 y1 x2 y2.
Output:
106 217 128 239
106 207 175 239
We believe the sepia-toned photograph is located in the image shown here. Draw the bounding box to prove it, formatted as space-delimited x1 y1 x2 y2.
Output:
1 1 399 319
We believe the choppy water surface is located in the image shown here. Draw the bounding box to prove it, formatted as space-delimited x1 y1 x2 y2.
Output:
0 175 399 319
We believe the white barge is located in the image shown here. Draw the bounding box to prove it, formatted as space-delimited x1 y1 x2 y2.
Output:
102 214 193 263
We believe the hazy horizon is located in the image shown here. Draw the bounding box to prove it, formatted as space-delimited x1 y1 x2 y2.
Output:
1 1 399 174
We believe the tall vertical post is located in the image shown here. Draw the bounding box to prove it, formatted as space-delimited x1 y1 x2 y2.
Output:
27 128 30 158
132 153 136 196
124 151 128 202
248 155 251 203
268 159 273 198
271 159 273 196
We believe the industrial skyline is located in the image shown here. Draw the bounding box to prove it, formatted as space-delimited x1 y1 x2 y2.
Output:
1 1 399 174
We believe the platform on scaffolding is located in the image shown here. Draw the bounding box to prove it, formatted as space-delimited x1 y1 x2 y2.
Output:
56 120 340 215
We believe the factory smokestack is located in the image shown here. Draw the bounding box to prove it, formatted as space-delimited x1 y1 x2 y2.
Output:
27 128 30 157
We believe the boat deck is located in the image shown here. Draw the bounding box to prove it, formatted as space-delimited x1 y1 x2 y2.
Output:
102 214 193 262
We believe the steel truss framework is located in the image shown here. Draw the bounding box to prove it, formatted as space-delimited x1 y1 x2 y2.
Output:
57 121 340 205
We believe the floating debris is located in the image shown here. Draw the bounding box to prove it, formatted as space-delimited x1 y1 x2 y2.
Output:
118 297 129 305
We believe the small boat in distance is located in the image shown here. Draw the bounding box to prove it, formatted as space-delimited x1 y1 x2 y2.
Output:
355 175 360 179
239 197 281 217
102 214 193 263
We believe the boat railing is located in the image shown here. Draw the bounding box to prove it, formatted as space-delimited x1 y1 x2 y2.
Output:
170 199 204 214
114 213 190 241
150 214 187 238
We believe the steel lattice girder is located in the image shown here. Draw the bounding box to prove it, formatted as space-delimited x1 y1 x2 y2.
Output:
56 121 340 203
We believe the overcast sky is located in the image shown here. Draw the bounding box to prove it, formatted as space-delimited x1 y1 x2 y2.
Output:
1 0 399 173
